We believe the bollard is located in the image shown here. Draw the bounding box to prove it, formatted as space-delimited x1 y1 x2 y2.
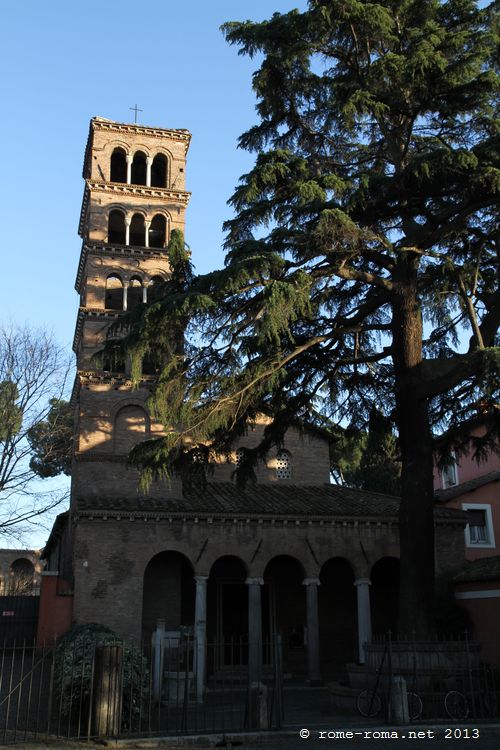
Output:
91 644 123 737
247 681 268 729
390 675 409 725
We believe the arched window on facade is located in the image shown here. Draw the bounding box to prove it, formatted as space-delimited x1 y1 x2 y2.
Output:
147 275 165 303
108 209 126 244
128 277 143 309
9 558 35 595
148 214 167 248
151 154 168 187
130 213 146 246
105 274 124 310
110 147 127 183
114 405 148 453
131 151 147 185
275 449 292 480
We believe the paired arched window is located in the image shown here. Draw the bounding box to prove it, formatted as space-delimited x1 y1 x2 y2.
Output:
108 209 126 244
105 274 124 310
110 147 127 183
276 449 292 480
131 151 147 185
149 214 167 248
130 213 146 246
109 148 169 187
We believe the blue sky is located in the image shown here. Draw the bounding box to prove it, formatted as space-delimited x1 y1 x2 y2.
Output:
0 0 306 548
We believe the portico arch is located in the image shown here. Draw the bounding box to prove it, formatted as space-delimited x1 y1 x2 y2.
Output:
319 557 357 676
141 551 195 646
264 555 306 678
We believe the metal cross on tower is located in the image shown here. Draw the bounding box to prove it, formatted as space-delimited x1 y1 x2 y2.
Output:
129 104 143 123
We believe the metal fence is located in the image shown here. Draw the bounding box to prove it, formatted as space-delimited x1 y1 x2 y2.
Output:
363 633 500 721
0 636 284 744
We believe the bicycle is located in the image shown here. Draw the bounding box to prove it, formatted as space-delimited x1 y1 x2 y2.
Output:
357 688 423 720
444 689 469 721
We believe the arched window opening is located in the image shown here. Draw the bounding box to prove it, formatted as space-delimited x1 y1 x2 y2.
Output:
114 404 148 453
110 147 127 183
151 154 167 187
108 209 126 244
128 276 143 309
276 449 292 480
148 214 167 248
147 275 165 303
9 558 35 595
105 274 124 310
130 213 146 246
131 151 147 185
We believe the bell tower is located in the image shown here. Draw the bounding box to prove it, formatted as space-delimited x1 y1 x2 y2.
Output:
72 117 191 503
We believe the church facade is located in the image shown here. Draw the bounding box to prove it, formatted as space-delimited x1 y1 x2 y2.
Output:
44 117 467 685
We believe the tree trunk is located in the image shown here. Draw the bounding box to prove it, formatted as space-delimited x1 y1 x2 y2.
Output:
392 258 435 636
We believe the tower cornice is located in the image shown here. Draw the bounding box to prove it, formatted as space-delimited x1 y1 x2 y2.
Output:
83 117 191 177
72 307 124 353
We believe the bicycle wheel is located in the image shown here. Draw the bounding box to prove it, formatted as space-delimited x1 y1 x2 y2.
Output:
357 689 382 717
407 691 423 720
445 690 469 720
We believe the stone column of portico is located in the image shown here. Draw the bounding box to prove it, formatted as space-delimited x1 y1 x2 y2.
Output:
354 578 372 664
194 575 208 703
142 284 147 303
303 577 322 684
246 577 264 684
124 216 131 246
126 154 132 184
146 156 153 187
144 220 151 248
123 284 128 311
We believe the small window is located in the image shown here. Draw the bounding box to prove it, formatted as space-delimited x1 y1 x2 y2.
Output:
234 448 245 466
276 449 291 480
467 509 488 544
463 504 496 549
441 458 458 489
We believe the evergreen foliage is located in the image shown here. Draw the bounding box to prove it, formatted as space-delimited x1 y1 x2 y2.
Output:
27 399 73 478
54 623 148 730
332 408 401 494
106 0 499 633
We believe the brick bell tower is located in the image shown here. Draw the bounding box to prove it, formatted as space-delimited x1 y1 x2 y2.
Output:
72 117 191 508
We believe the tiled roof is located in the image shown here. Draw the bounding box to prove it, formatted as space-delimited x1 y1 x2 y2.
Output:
435 470 500 502
454 555 500 583
77 482 462 520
